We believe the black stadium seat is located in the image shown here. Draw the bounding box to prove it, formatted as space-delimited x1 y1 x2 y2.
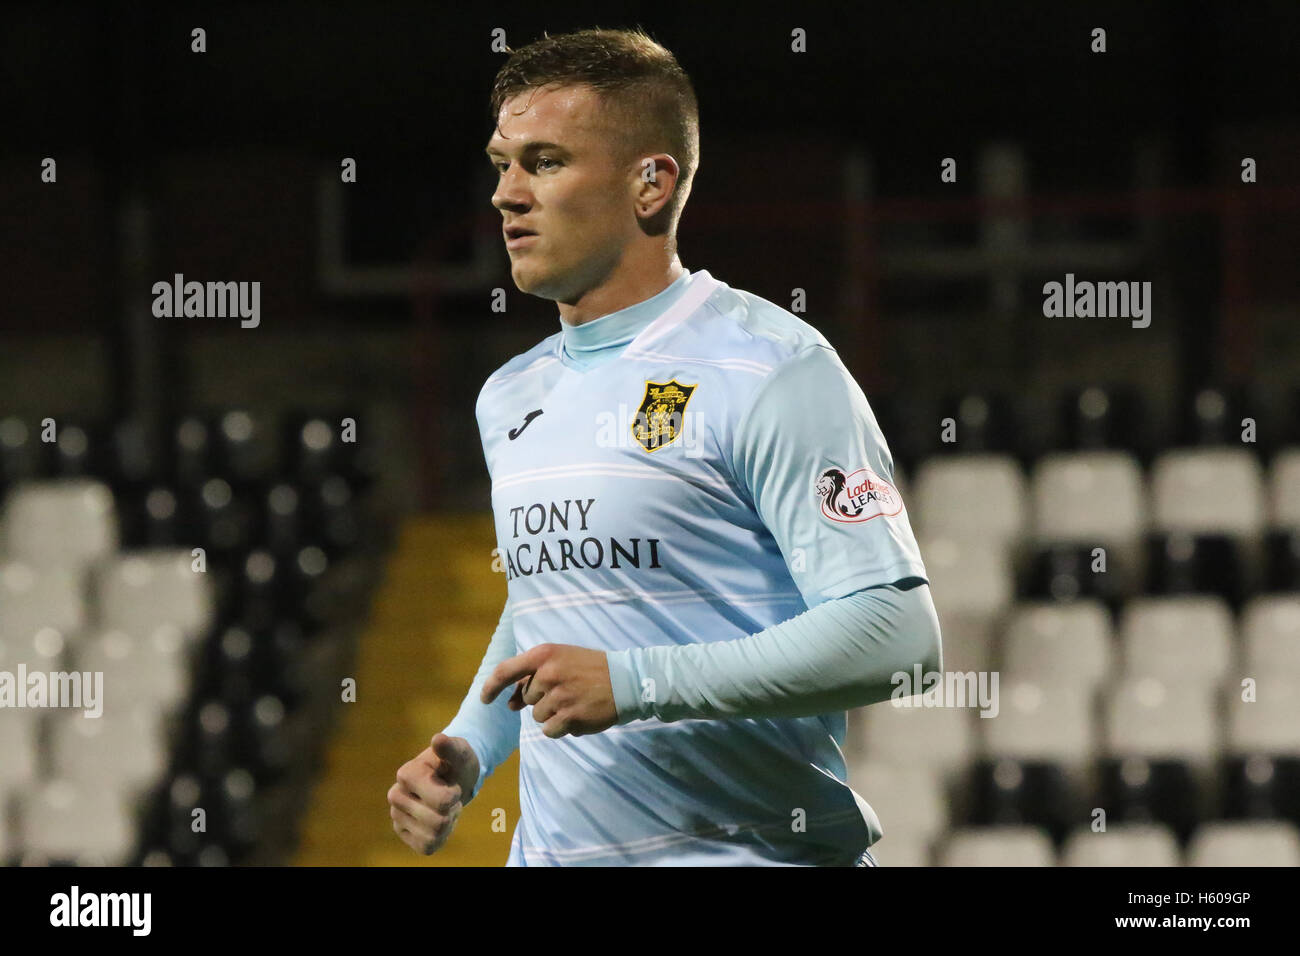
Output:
1145 532 1250 608
1098 756 1209 843
966 758 1081 844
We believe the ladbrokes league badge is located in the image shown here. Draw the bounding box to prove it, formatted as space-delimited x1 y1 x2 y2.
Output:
632 380 697 452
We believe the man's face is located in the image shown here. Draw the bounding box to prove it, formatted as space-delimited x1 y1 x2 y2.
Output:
486 84 637 301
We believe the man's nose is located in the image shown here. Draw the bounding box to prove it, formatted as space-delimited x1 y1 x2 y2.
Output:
492 166 531 211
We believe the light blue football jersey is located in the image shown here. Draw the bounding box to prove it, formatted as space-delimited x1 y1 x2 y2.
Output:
471 268 928 866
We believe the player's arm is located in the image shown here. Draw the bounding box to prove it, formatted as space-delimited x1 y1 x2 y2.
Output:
438 598 521 802
608 343 942 723
608 581 941 722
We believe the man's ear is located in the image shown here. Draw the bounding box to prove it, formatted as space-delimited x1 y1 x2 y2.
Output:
634 153 681 231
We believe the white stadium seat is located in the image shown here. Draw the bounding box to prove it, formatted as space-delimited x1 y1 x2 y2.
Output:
0 561 86 641
1241 595 1300 677
1061 822 1181 866
1269 447 1300 529
75 625 192 718
1224 676 1300 755
1150 448 1265 537
1031 450 1146 547
921 535 1015 618
1104 678 1219 761
94 549 216 641
918 534 1013 672
938 825 1055 866
0 710 41 794
1000 599 1114 688
847 761 948 845
17 779 137 865
981 680 1096 767
0 625 69 673
848 698 976 781
912 454 1027 547
48 704 171 799
1119 596 1234 687
0 478 118 570
1187 820 1300 867
866 835 931 867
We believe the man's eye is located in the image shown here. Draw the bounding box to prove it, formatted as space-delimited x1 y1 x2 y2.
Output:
537 156 559 170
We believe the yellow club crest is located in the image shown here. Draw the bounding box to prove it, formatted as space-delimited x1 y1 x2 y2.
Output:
632 379 697 452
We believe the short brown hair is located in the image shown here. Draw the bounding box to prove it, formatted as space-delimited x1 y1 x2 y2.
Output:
489 27 700 237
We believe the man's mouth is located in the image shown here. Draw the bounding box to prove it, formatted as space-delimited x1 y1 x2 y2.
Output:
504 225 538 250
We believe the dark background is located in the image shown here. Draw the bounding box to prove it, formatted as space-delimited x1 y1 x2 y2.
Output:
3 0 1297 508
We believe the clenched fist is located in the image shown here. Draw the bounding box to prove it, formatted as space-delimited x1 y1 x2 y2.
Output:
388 733 480 855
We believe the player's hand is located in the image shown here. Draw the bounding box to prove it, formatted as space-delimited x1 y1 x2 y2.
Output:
481 643 618 739
388 733 480 855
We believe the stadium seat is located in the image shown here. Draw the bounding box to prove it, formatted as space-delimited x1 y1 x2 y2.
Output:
194 477 257 560
0 416 45 490
0 562 86 640
1180 386 1253 448
1221 754 1300 824
849 699 976 784
264 482 305 556
1224 676 1300 755
981 680 1096 768
863 834 931 867
938 825 1055 866
94 549 215 643
1 478 118 570
911 454 1027 547
1098 756 1206 841
117 484 188 549
1104 677 1219 761
917 534 1013 672
1059 385 1149 457
1030 450 1146 550
1023 543 1130 604
935 391 1019 456
107 419 164 492
0 624 69 672
173 416 215 490
1186 820 1300 866
1264 529 1300 591
967 758 1080 842
1270 448 1300 529
307 475 363 556
1241 595 1300 677
999 599 1114 688
75 625 192 717
1150 448 1265 538
1145 532 1251 607
48 705 170 800
18 780 137 865
215 410 274 488
0 709 40 796
1060 822 1181 866
1118 596 1233 687
847 761 948 846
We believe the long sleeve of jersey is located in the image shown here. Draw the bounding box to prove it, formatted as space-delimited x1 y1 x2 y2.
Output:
439 600 521 802
605 581 942 723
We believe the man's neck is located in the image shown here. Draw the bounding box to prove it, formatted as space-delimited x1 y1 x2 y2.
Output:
558 257 686 327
